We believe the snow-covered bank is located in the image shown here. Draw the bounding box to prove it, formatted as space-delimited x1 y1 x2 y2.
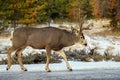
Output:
85 35 120 55
0 61 120 72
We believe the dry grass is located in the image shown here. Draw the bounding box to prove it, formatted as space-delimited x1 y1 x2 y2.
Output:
0 32 11 37
113 54 120 62
92 53 103 62
94 28 120 36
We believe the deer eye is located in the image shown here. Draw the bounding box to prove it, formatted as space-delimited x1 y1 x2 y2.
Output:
76 30 79 33
81 36 83 39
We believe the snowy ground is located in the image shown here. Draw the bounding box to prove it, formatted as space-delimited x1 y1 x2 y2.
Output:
0 61 120 72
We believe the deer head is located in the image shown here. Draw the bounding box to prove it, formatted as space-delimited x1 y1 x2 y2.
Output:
70 15 88 46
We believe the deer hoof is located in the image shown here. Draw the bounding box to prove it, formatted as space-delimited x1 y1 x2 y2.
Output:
24 69 28 71
6 65 11 71
21 68 27 71
69 69 72 71
6 67 9 71
46 69 51 72
67 67 72 71
45 67 51 72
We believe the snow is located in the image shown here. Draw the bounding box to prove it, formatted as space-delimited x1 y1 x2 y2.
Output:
0 61 120 72
0 37 11 47
85 35 120 55
87 19 110 28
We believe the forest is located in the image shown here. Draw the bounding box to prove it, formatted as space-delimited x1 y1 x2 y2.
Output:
0 0 120 30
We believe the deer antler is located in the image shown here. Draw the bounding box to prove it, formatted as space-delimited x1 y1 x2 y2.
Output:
79 15 87 32
82 23 93 30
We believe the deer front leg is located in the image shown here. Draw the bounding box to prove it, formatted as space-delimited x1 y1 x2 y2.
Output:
56 50 72 71
17 49 27 71
6 47 15 71
45 46 51 72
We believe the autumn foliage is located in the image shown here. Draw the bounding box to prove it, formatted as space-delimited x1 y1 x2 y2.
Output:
92 0 120 28
0 0 120 29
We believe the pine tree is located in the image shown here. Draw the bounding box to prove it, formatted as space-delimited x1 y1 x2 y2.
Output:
0 0 38 29
91 0 103 18
17 0 38 26
68 0 92 22
106 0 120 28
92 0 120 28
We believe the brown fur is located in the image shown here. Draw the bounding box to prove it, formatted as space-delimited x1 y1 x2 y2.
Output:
13 27 80 50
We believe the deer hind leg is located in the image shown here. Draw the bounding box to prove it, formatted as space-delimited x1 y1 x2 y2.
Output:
57 50 72 71
45 46 51 72
16 48 27 71
6 47 16 71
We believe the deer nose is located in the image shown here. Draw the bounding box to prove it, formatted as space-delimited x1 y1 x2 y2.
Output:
84 43 87 46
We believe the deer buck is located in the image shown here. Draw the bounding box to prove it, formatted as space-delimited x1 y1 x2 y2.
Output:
7 16 88 72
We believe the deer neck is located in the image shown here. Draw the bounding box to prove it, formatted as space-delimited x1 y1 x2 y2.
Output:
72 34 80 43
64 33 79 47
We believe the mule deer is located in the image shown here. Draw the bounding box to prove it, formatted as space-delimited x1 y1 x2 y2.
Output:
7 18 88 72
